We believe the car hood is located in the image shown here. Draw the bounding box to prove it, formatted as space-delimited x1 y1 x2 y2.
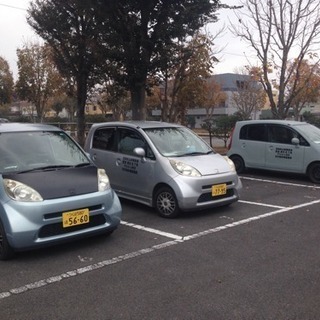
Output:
170 153 232 176
3 165 98 200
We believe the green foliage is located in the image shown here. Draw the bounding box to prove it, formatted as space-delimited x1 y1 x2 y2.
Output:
27 0 222 144
202 114 240 147
302 111 320 128
85 114 110 123
0 56 14 105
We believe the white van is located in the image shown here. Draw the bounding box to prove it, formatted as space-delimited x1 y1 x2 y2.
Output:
227 120 320 183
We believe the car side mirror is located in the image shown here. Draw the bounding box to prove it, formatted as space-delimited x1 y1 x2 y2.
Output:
133 147 146 162
291 137 300 146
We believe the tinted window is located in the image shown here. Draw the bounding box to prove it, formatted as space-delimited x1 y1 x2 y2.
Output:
92 127 116 151
118 128 154 159
268 125 308 146
239 124 267 142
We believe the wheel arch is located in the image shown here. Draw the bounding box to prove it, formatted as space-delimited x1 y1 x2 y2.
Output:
306 161 320 183
229 154 246 173
152 182 172 207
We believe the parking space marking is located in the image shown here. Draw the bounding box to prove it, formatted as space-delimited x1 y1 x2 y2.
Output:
241 176 320 189
239 200 285 209
183 199 320 241
2 197 320 301
120 221 183 240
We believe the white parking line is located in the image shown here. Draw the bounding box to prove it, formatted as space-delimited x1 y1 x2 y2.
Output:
1 198 320 301
241 176 320 189
239 200 285 209
120 221 183 240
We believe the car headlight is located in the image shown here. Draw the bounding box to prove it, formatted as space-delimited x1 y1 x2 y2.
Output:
170 160 201 177
98 168 111 191
224 156 236 172
4 179 43 202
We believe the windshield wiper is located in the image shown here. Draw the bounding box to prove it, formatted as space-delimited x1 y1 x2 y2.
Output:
74 162 91 167
17 165 73 174
177 151 213 157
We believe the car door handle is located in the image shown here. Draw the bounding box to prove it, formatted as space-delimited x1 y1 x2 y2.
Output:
116 158 122 166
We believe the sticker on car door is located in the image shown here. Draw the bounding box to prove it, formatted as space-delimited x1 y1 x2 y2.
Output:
122 157 139 174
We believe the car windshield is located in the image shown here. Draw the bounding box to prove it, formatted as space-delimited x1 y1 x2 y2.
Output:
144 127 214 157
296 123 320 143
0 131 90 174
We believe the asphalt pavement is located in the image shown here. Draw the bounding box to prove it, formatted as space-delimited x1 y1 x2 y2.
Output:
1 170 320 320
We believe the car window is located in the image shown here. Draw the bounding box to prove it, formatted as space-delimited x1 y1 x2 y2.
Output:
267 125 308 146
118 128 154 159
144 127 213 157
0 131 88 173
92 127 116 151
239 124 267 142
295 123 320 144
268 125 293 144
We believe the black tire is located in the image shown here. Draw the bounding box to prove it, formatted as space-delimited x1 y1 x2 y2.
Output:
230 155 245 174
308 163 320 184
154 187 180 218
0 219 15 260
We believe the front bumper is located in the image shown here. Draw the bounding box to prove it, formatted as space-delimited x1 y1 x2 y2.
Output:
1 190 122 250
170 171 242 212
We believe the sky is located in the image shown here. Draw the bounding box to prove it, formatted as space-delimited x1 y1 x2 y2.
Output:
0 0 256 80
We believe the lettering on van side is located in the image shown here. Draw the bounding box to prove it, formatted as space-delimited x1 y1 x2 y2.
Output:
122 157 139 174
275 147 293 159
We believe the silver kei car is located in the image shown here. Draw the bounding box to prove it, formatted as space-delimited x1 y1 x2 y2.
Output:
0 123 122 260
84 121 242 218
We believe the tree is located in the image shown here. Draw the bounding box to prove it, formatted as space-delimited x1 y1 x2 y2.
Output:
16 43 62 121
286 60 320 120
160 31 219 123
90 83 131 121
231 68 266 120
94 0 222 121
203 77 226 119
28 0 104 145
0 56 14 105
202 114 239 147
28 0 225 144
302 111 320 128
231 0 320 119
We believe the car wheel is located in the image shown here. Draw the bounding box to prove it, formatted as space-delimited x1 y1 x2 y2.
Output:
308 163 320 184
230 155 245 173
154 187 180 218
0 220 14 260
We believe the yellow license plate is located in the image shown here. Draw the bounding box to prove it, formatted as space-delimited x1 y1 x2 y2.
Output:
212 184 227 196
62 208 90 228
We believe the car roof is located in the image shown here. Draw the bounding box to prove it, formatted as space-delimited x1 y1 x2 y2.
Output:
235 120 308 127
0 122 62 133
91 120 183 130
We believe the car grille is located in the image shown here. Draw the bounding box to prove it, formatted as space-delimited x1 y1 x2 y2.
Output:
44 205 102 220
201 181 233 190
197 188 235 203
38 214 106 238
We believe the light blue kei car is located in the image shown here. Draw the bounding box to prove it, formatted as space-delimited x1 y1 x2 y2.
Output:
0 123 122 260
